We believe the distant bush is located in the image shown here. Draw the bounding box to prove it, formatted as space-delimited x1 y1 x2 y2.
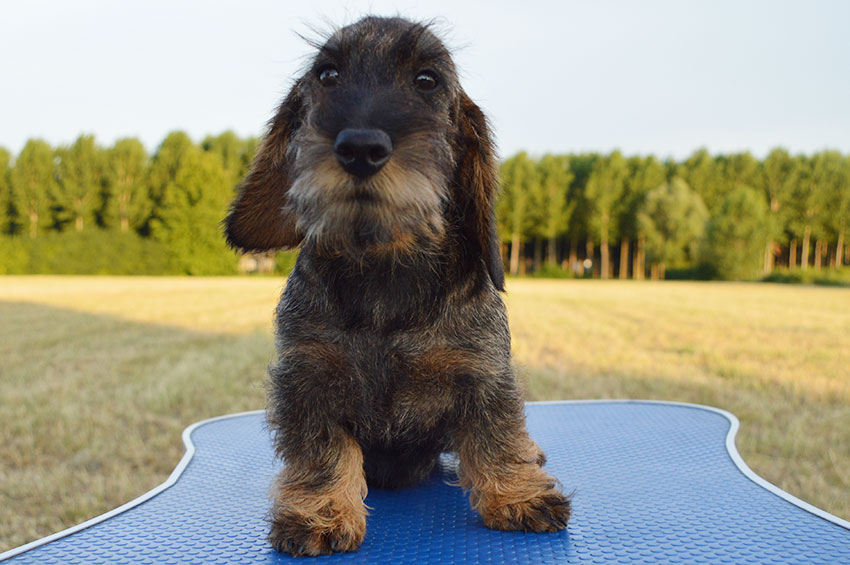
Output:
763 267 850 287
0 237 29 274
0 232 176 275
664 264 716 281
529 263 575 279
275 250 299 275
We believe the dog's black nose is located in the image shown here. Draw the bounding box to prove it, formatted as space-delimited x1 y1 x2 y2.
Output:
334 129 392 178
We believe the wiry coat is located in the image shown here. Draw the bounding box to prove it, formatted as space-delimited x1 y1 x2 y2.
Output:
225 16 569 556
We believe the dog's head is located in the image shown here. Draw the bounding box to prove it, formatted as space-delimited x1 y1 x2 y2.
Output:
225 16 504 290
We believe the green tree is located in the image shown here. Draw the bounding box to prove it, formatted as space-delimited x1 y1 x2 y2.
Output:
498 152 539 275
53 134 104 231
0 147 11 234
585 151 627 278
565 153 596 273
536 154 575 266
789 154 831 270
677 149 723 214
814 151 850 268
710 152 763 222
637 178 708 279
102 138 150 232
10 139 56 237
201 131 255 185
525 159 547 272
620 156 666 279
762 148 798 272
703 186 770 280
836 155 850 268
146 131 196 231
719 152 762 193
148 135 237 274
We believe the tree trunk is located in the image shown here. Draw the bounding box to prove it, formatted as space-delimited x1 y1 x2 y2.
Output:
119 192 129 232
533 238 543 272
801 226 811 270
586 241 595 278
635 236 646 280
509 232 521 276
659 263 666 280
814 239 822 269
28 212 38 239
520 243 528 276
568 239 578 273
547 236 557 265
836 223 845 268
764 240 774 274
600 237 609 279
619 239 630 279
789 238 797 269
650 263 658 280
511 233 522 276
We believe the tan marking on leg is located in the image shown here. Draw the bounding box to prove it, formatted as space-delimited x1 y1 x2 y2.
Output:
458 433 570 532
269 434 367 556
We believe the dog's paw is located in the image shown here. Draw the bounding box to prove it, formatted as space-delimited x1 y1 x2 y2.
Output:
481 489 571 533
268 509 366 556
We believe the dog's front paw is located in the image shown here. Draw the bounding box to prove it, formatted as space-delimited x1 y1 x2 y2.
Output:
481 488 571 533
269 507 366 556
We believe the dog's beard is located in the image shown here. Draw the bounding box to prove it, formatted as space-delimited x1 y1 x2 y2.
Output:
287 134 448 259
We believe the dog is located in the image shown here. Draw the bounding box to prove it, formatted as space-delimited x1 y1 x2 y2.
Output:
224 16 570 556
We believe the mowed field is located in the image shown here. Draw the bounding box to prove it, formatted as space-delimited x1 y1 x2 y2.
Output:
1 276 848 551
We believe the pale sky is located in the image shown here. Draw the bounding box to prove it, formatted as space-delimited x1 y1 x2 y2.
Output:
2 0 848 160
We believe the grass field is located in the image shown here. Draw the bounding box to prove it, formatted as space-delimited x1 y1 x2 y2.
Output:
1 276 848 551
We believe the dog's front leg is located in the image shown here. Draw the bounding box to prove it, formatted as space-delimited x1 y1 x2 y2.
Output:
268 426 367 556
455 381 571 533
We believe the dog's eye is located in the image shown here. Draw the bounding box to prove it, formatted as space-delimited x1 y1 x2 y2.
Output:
414 71 438 91
318 66 340 87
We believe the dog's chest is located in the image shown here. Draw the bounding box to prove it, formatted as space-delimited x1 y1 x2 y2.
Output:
344 334 462 442
277 261 509 442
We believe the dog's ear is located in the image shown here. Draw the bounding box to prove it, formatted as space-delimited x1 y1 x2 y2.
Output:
224 83 304 252
454 91 506 291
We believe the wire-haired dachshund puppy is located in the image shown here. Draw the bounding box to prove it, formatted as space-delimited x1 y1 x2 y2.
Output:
224 15 570 556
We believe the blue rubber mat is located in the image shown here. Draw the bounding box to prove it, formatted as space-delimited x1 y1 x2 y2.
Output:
3 401 849 563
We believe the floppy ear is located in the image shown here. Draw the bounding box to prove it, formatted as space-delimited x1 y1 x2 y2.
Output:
454 91 506 291
224 83 304 252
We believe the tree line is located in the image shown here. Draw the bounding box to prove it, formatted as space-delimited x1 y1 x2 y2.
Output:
498 149 850 280
1 133 848 280
0 132 258 275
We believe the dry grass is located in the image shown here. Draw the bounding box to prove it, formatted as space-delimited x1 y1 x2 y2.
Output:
1 276 848 551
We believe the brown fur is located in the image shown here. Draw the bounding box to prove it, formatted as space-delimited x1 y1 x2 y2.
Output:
458 433 567 532
269 434 367 555
224 16 569 556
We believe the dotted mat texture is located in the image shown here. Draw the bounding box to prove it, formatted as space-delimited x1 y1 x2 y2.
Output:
5 402 850 564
